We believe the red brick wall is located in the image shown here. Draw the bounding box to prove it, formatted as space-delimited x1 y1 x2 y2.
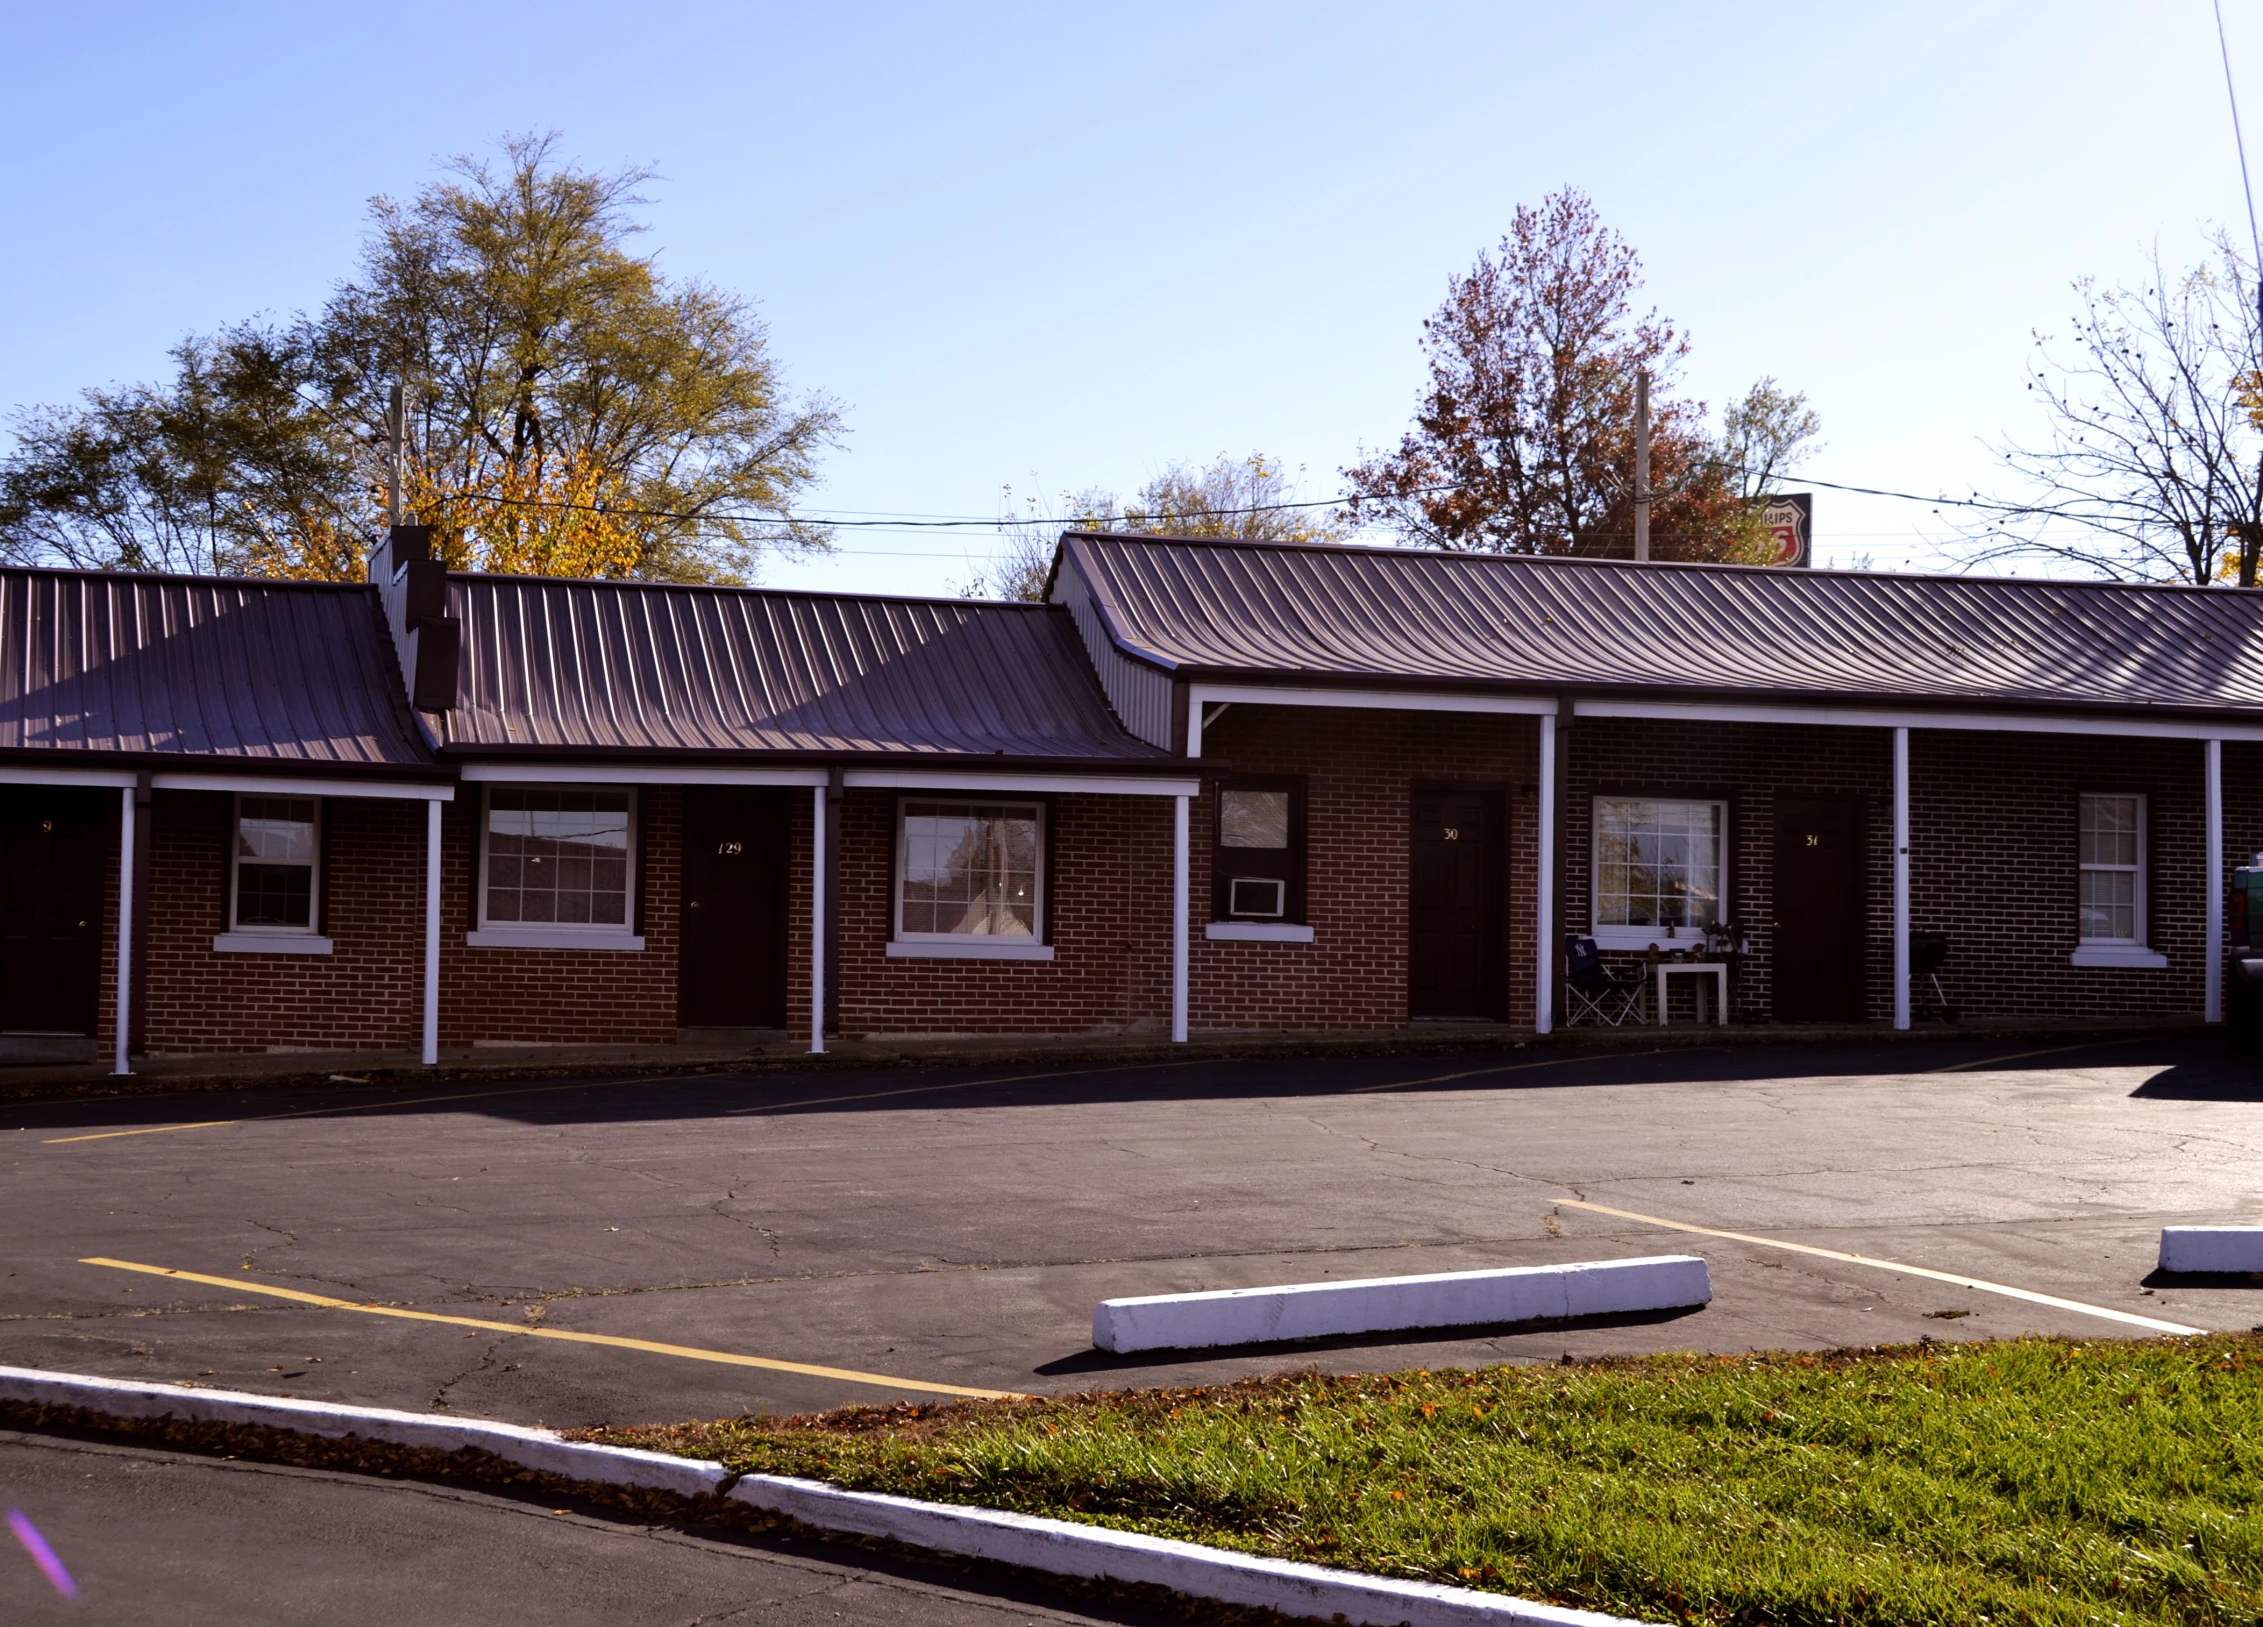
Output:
437 786 682 1048
1189 707 1542 1031
141 790 424 1054
120 719 2246 1054
835 789 1175 1037
1560 719 2230 1024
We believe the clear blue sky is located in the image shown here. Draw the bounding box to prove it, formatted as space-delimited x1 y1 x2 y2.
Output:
2 2 2254 594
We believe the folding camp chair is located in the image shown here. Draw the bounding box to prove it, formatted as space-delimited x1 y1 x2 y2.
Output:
1563 935 1646 1026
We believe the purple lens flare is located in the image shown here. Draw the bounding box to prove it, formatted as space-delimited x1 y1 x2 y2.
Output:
7 1508 78 1598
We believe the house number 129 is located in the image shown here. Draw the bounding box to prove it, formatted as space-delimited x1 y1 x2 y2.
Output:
717 840 742 856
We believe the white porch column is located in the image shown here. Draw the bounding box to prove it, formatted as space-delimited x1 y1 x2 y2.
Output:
1893 726 1911 1031
422 799 441 1066
2206 737 2225 1024
810 784 828 1055
1171 794 1190 1042
1535 711 1557 1035
114 786 136 1076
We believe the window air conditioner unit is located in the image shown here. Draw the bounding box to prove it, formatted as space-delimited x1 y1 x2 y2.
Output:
1228 877 1286 918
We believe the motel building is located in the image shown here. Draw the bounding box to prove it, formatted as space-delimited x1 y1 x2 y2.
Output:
3 527 2259 1072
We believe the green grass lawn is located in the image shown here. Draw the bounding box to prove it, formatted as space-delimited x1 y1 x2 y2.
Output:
585 1335 2263 1626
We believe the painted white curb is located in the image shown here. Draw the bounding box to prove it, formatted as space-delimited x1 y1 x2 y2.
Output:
732 1474 1646 1627
1092 1255 1711 1353
2159 1227 2263 1273
2 1365 1653 1625
0 1365 727 1497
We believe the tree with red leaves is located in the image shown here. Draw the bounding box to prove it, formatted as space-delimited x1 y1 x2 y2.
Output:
1345 189 1767 562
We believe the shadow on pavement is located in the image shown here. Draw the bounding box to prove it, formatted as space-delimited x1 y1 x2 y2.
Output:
2128 1052 2263 1100
8 1034 2220 1138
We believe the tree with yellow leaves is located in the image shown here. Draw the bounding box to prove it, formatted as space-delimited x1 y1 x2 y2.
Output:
0 134 839 584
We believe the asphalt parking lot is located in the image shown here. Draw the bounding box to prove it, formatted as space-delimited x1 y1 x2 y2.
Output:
4 1034 2261 1428
8 1034 2263 1621
0 1425 1175 1627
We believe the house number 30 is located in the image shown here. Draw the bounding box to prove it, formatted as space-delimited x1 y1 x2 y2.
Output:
1442 827 1460 840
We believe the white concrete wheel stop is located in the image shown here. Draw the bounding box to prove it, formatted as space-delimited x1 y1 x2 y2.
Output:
1091 1255 1711 1354
2158 1227 2263 1273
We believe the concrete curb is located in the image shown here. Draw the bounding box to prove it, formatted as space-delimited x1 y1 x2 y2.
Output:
0 1365 727 1497
1093 1256 1711 1353
1 1364 1652 1625
2158 1227 2263 1273
731 1474 1645 1627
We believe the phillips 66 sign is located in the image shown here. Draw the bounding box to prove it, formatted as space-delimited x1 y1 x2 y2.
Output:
1753 493 1812 567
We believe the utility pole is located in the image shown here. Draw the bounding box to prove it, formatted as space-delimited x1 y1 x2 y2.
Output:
385 382 406 528
1633 367 1652 562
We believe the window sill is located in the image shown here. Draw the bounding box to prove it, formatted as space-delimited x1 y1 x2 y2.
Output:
886 939 1055 961
466 928 645 951
2069 945 2167 969
213 933 334 955
1206 921 1315 943
1591 928 1712 953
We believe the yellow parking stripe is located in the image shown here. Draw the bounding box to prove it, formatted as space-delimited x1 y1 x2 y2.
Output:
1555 1199 2203 1336
1347 1047 1693 1094
722 1059 1204 1116
1925 1036 2154 1074
81 1258 1019 1400
43 1078 640 1145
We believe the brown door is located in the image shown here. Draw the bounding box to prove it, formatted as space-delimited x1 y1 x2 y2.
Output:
0 788 107 1036
1409 787 1506 1020
679 788 790 1029
1772 797 1860 1022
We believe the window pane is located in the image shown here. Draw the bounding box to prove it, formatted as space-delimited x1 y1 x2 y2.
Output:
1594 798 1723 929
487 789 631 927
2081 869 2136 941
237 863 312 928
238 798 316 864
1220 789 1290 849
2079 794 2139 867
900 801 1040 936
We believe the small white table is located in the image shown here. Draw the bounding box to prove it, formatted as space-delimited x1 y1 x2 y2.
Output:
1654 962 1729 1026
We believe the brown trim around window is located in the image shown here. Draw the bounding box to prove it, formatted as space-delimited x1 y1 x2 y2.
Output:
1211 775 1306 924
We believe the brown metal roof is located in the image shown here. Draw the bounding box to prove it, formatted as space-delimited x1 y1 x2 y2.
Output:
436 574 1171 764
0 567 438 771
1060 532 2263 720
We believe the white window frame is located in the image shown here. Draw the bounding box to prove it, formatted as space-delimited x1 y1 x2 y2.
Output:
887 795 1054 962
215 793 332 955
1588 795 1729 952
2072 791 2164 968
467 784 645 952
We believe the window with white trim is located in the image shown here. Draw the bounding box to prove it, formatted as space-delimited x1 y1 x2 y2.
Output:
1591 796 1726 949
895 799 1044 940
480 787 635 930
2078 793 2146 945
232 795 321 933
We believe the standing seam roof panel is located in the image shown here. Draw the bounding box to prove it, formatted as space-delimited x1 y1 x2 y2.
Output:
436 575 1167 762
1060 533 2263 715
